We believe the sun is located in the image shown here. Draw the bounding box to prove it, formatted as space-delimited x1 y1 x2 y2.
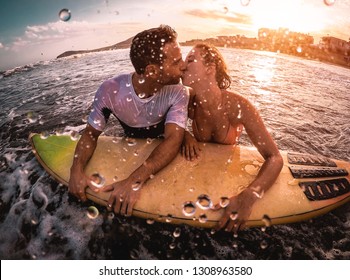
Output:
249 1 327 34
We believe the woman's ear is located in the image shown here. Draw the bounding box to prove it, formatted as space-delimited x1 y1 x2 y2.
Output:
206 64 216 75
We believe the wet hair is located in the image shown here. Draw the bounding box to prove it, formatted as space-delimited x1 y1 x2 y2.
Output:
195 43 231 89
130 25 178 74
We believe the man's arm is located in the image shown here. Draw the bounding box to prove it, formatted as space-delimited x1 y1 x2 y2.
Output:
69 124 102 201
101 123 184 216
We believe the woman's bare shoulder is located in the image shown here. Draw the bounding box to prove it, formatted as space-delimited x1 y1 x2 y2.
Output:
224 90 259 121
223 90 252 107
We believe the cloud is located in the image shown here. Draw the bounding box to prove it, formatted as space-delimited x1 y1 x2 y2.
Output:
185 9 252 25
8 20 144 53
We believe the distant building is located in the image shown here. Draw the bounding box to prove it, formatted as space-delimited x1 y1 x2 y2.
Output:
320 36 350 55
258 28 314 51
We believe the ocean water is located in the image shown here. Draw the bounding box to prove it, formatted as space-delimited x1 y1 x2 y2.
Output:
0 47 349 260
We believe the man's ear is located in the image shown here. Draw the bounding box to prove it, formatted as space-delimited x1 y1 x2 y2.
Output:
145 64 159 77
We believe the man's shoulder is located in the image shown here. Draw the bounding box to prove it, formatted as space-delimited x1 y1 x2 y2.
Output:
162 84 189 95
103 73 130 85
98 73 131 92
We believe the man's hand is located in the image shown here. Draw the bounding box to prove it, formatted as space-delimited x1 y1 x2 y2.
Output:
181 131 201 161
214 189 256 234
68 170 105 201
100 177 143 216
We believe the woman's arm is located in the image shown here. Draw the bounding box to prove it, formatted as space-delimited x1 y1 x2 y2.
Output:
216 96 283 233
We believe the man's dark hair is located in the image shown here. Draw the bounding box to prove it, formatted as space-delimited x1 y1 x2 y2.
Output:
130 25 178 74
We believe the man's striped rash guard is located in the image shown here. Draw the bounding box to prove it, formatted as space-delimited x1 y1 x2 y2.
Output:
88 73 190 138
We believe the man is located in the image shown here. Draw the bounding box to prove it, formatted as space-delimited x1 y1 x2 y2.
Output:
69 25 189 216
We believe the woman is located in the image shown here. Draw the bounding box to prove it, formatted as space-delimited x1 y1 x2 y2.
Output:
181 44 283 233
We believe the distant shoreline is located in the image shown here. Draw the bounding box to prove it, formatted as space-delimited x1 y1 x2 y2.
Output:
181 39 350 70
1 36 349 77
57 37 350 71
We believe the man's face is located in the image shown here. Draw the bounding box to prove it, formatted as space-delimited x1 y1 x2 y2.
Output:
158 41 184 85
182 47 207 87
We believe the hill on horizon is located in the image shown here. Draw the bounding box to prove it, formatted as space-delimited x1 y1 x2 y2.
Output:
56 36 134 59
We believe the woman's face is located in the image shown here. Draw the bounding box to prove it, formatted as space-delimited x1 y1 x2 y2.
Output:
182 47 208 87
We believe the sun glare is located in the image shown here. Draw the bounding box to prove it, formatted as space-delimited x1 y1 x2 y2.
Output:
250 2 327 34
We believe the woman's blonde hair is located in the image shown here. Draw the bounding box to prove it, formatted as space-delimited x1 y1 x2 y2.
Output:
195 43 231 89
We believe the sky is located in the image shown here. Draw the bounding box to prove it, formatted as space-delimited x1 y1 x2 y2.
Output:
0 0 349 71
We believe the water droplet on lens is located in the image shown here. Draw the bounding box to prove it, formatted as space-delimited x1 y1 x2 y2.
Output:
138 92 146 98
126 97 132 102
173 227 181 238
240 0 251 6
59 8 71 22
262 214 272 227
112 136 123 143
130 249 138 259
251 186 264 199
230 212 238 221
169 242 176 249
27 112 38 123
90 173 105 188
40 131 49 139
132 182 142 191
223 7 229 13
324 0 336 6
296 46 302 53
108 212 115 220
138 77 145 84
55 128 64 136
260 240 268 249
126 138 137 146
196 194 213 210
165 214 173 223
199 214 208 223
182 201 196 216
146 219 155 225
219 197 230 208
70 131 79 141
87 206 99 219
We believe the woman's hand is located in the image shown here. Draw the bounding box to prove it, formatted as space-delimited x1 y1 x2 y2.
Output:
214 189 257 234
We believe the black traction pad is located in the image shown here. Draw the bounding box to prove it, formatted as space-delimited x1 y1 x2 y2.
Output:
289 166 349 179
288 152 337 167
299 178 350 201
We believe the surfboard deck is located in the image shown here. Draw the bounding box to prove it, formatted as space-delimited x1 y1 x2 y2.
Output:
29 133 350 228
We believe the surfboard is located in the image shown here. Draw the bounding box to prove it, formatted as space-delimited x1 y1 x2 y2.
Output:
29 133 350 229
